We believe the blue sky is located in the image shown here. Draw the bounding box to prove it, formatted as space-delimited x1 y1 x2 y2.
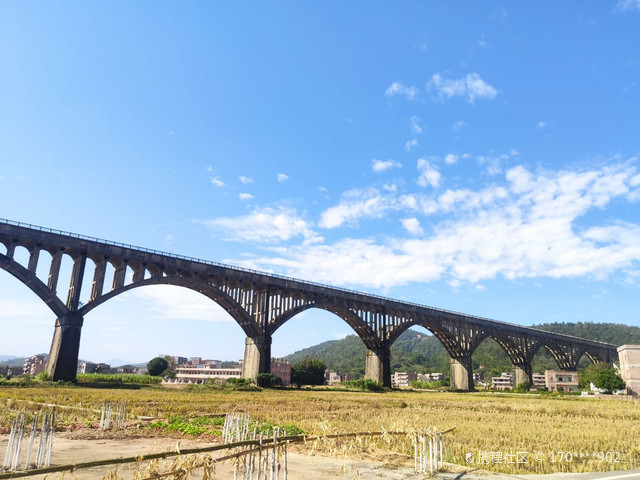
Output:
1 2 639 365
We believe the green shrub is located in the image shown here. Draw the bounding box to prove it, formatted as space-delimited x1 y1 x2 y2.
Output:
77 373 162 385
513 381 531 393
186 377 258 392
342 378 385 392
257 373 283 388
409 380 445 389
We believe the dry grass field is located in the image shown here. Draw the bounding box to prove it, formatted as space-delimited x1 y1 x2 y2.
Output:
1 384 639 475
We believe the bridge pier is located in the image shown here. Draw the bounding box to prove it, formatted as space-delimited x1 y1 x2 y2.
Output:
364 347 391 388
513 362 533 387
241 335 272 382
46 312 84 382
450 356 474 391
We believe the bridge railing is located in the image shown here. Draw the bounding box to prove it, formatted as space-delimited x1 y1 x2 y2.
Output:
0 218 617 348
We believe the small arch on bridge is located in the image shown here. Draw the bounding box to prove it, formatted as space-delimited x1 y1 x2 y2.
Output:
124 265 135 287
11 245 31 269
56 252 76 298
78 257 97 307
104 261 116 294
34 249 53 286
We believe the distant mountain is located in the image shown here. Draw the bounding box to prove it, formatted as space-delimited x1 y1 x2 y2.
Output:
103 359 139 368
0 356 26 368
532 322 640 345
0 355 21 362
285 322 639 379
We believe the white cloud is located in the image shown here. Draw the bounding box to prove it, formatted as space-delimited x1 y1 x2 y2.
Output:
165 234 175 245
476 35 490 49
202 206 320 244
234 238 447 289
319 188 393 228
385 82 419 100
401 217 423 235
239 193 254 200
404 139 419 152
615 0 640 11
227 160 640 289
427 73 497 103
410 116 422 135
451 120 467 132
239 176 253 184
277 173 290 183
537 121 547 129
372 159 402 173
444 154 459 165
0 174 4 181
210 177 225 187
477 155 503 176
416 158 442 188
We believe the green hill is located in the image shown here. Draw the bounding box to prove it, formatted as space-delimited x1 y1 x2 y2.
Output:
286 322 640 379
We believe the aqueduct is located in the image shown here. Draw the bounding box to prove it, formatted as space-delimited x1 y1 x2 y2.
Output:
0 219 618 389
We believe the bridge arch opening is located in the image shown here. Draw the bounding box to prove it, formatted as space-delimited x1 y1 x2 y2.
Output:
104 261 116 294
271 307 369 381
0 268 59 365
34 249 53 286
78 284 248 372
388 327 451 387
11 245 31 268
55 252 76 299
78 257 97 307
470 337 515 389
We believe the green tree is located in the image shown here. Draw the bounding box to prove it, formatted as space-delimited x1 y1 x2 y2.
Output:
162 355 177 379
578 362 610 389
291 356 326 388
594 369 626 394
147 356 169 376
256 373 283 388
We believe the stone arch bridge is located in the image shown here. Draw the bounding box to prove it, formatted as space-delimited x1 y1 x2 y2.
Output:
0 219 618 389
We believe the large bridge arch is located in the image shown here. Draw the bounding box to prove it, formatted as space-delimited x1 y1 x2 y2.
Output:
267 304 384 385
469 335 529 388
76 283 250 371
267 302 381 351
80 277 260 338
386 317 484 390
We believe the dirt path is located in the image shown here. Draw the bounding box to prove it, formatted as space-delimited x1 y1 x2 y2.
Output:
0 433 444 479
